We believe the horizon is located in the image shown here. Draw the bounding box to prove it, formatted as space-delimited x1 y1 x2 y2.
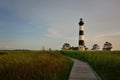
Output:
0 0 120 50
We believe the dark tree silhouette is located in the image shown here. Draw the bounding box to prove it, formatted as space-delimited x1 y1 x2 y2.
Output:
91 44 99 50
103 42 112 51
61 43 71 50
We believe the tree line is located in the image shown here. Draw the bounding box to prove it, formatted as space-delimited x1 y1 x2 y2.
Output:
62 42 112 51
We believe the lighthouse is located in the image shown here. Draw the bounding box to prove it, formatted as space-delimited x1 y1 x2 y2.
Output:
78 18 85 50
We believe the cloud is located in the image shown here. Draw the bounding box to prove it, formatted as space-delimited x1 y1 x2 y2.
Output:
1 0 120 50
46 25 78 40
95 32 120 39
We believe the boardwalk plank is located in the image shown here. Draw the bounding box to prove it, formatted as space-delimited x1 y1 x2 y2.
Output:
69 58 99 80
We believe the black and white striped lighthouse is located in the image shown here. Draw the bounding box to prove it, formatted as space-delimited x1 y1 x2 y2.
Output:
78 18 85 50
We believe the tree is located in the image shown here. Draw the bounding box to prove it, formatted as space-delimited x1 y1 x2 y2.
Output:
61 43 71 50
91 44 99 50
103 42 112 51
84 46 89 51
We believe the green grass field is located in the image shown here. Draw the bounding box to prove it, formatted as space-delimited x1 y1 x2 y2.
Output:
0 50 120 80
0 50 73 80
60 50 120 80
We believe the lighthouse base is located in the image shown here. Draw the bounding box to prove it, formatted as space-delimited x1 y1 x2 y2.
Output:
79 46 85 51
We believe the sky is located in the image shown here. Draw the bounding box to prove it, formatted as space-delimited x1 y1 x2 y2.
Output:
0 0 120 50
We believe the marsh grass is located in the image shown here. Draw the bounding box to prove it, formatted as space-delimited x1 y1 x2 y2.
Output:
0 50 73 80
60 50 120 80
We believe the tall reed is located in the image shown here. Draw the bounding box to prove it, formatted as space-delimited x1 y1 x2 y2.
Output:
60 50 120 80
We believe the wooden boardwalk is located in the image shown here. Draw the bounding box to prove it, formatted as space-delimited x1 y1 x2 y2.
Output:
69 58 101 80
